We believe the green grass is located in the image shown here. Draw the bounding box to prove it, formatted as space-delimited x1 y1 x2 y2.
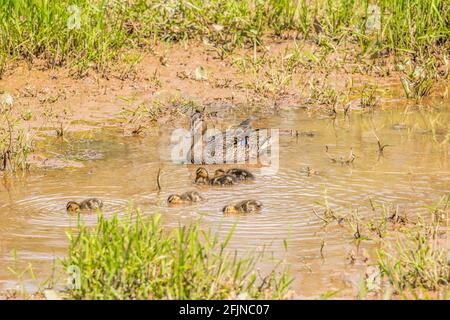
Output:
375 196 450 294
399 56 436 99
0 93 33 171
0 0 448 77
314 196 450 299
376 225 449 292
62 211 292 300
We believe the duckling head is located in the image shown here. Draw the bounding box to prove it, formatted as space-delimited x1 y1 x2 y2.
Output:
251 200 263 211
214 168 225 177
168 194 183 205
66 201 81 213
222 205 238 214
195 167 209 183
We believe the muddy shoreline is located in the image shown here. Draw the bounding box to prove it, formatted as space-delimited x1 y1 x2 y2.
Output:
2 40 447 136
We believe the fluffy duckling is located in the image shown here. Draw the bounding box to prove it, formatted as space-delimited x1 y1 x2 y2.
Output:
222 200 263 214
209 173 237 186
66 198 103 213
194 167 237 186
214 168 226 177
168 191 204 205
214 168 254 181
226 168 254 181
194 167 209 184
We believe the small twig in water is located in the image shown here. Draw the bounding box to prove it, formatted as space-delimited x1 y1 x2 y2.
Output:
372 130 390 155
320 239 325 258
312 208 329 224
325 145 356 165
156 168 162 192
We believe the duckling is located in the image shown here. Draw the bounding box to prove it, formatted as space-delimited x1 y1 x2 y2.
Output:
194 167 237 186
194 167 209 185
66 198 103 213
226 168 254 181
214 168 254 181
168 191 204 205
222 200 263 214
214 168 226 177
209 173 237 186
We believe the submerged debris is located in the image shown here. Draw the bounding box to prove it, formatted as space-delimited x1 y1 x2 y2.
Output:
325 146 356 165
301 166 320 176
391 123 409 130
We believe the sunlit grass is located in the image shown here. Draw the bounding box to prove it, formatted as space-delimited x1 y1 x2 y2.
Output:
0 93 33 172
62 211 292 300
0 1 448 77
375 196 450 294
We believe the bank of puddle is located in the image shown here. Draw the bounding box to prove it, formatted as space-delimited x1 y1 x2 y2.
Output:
0 101 449 298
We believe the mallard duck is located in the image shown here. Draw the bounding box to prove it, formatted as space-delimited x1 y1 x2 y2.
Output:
223 200 263 214
187 116 271 164
167 191 204 205
66 198 103 213
194 167 237 186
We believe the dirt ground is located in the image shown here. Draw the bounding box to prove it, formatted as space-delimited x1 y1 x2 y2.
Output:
1 39 413 135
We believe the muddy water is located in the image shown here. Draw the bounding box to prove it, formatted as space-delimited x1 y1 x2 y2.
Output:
1 102 449 297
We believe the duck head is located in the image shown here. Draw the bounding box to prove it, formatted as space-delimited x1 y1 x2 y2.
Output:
66 201 81 213
195 167 209 183
251 200 263 211
222 205 238 214
167 194 183 205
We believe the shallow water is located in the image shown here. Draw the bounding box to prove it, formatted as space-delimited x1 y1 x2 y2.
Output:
1 101 449 297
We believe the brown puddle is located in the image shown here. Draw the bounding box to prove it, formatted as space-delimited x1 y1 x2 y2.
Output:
0 101 449 297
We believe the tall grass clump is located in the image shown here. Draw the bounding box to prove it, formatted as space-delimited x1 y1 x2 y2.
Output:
0 0 129 76
313 0 449 52
0 1 448 76
62 211 292 300
0 92 33 172
0 0 298 76
377 0 449 53
376 197 450 294
376 227 449 292
399 57 436 99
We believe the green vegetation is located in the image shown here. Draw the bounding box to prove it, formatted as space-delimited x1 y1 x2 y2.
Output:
0 92 33 171
377 223 449 292
399 57 436 100
375 196 450 296
314 195 450 299
63 211 292 299
1 0 448 77
0 0 449 302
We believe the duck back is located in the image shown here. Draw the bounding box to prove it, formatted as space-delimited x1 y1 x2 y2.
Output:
79 198 103 210
227 168 255 180
209 174 237 186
